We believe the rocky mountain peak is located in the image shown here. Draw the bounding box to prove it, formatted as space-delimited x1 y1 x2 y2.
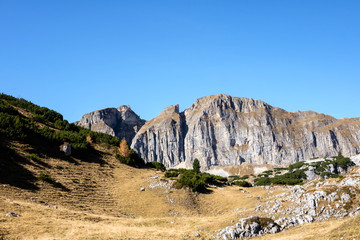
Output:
161 104 180 115
131 94 360 169
76 105 145 144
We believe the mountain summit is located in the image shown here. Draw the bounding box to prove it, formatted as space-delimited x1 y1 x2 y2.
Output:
75 105 145 144
78 94 360 169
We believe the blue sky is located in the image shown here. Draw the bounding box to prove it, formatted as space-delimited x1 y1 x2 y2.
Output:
1 1 359 122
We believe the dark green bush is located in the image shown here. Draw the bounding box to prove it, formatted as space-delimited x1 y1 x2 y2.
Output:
165 171 180 178
145 162 166 171
274 167 288 171
254 169 306 186
229 175 240 180
177 170 207 192
271 177 303 185
332 152 353 171
320 172 339 178
288 161 306 171
115 150 145 167
39 172 53 182
232 180 252 187
28 153 39 161
254 177 271 186
263 170 273 175
193 158 200 173
164 168 226 192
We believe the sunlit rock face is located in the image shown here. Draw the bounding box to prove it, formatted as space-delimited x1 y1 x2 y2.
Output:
75 105 145 144
131 94 360 170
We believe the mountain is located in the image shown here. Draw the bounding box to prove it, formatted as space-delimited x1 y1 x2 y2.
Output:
131 94 360 169
75 105 145 144
2 93 360 240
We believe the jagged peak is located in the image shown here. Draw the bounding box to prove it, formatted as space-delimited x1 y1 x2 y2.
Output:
186 94 272 114
117 105 132 112
161 104 180 115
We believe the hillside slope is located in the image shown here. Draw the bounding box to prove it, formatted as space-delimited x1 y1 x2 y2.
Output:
1 145 360 239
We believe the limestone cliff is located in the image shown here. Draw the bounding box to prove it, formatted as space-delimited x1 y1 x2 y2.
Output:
75 105 145 144
131 94 360 169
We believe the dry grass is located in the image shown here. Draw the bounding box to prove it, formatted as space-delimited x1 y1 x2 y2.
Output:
1 142 360 240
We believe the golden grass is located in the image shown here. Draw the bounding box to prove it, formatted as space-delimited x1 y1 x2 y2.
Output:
2 142 360 239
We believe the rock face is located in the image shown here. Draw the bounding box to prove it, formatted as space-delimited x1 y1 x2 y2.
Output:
75 105 145 144
131 94 360 169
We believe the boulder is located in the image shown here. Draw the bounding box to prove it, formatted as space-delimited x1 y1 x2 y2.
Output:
6 212 21 217
59 142 71 156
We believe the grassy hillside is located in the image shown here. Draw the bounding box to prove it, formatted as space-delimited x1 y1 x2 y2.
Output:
1 93 360 239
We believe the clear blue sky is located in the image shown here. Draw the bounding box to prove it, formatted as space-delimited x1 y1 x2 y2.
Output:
1 0 359 122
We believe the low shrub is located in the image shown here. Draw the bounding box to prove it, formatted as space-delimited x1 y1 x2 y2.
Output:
165 171 180 178
146 162 166 171
274 167 288 171
254 177 271 186
39 172 53 182
320 172 339 178
232 180 252 187
288 161 305 171
115 150 145 167
229 175 240 180
28 153 39 161
164 169 227 192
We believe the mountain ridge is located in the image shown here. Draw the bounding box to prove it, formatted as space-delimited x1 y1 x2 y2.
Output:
76 94 360 170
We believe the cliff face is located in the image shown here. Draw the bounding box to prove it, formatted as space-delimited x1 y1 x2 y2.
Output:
75 105 145 144
131 94 360 169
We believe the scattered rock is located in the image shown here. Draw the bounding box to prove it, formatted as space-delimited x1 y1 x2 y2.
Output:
59 142 71 156
217 216 281 239
304 166 317 180
194 232 200 237
6 212 21 217
140 187 145 191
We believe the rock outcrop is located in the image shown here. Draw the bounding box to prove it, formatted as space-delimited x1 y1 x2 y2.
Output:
218 174 360 239
75 105 145 144
131 94 360 169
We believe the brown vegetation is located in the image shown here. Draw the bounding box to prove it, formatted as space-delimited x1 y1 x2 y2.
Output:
118 138 130 157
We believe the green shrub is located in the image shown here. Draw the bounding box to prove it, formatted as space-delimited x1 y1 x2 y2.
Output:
332 152 353 171
263 170 273 175
232 180 252 187
239 175 249 180
28 153 39 161
254 177 271 186
320 172 339 178
193 158 200 173
229 175 240 180
177 170 206 192
115 150 145 167
254 169 306 186
164 169 226 192
271 177 303 185
165 171 180 178
288 161 306 171
39 172 53 182
274 167 288 171
146 162 166 171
